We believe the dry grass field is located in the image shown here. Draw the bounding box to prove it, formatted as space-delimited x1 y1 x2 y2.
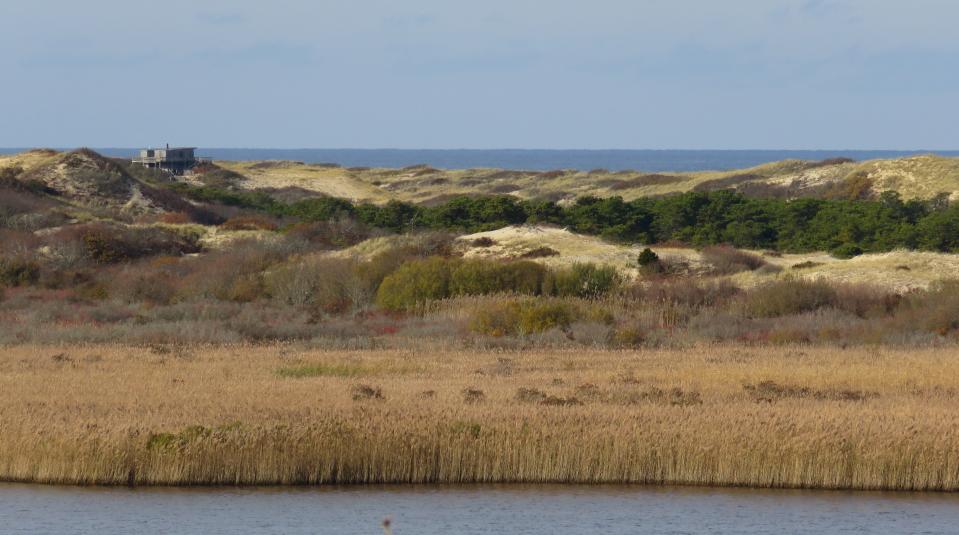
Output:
2 344 958 490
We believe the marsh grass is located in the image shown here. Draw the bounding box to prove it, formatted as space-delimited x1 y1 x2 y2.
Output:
2 344 959 490
276 362 373 378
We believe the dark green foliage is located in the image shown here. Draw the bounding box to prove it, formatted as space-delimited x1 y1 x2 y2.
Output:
637 248 659 266
356 200 419 233
420 195 528 231
169 183 284 214
830 243 864 259
155 180 959 255
287 197 356 222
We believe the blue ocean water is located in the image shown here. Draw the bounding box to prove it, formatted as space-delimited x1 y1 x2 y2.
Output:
2 148 958 172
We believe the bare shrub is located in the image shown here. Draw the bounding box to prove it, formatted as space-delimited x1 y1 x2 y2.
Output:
266 256 368 314
566 321 614 347
742 278 838 318
628 279 740 308
0 230 40 257
824 171 874 200
44 223 201 266
285 217 374 249
108 257 184 305
176 239 289 302
701 245 767 275
833 284 900 318
894 280 959 336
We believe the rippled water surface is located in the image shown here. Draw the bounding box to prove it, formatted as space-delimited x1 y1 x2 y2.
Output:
2 484 958 534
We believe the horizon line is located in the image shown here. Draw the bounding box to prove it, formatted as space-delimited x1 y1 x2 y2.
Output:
3 147 959 153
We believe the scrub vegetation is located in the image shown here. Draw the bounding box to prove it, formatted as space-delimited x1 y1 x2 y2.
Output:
4 148 959 489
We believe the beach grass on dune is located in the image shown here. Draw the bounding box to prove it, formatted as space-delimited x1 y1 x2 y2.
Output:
1 344 958 490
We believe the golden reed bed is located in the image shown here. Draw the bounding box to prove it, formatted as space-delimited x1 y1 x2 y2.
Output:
1 344 957 490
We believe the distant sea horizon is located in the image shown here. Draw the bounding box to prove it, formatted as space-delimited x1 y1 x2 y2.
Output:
2 148 958 173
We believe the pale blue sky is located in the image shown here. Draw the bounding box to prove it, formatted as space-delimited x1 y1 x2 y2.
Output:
1 0 957 149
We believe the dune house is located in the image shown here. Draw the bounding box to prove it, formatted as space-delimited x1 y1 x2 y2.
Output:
132 145 208 175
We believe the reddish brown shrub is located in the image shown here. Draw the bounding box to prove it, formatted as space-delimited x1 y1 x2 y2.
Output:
221 214 279 231
285 218 372 248
157 212 193 225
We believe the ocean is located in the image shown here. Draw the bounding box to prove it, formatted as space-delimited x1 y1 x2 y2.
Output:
2 148 958 172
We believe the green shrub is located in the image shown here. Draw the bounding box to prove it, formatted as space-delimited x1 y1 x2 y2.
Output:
517 301 575 333
0 257 40 287
548 263 620 299
742 278 838 318
469 299 577 336
450 260 547 296
375 257 457 311
830 243 864 259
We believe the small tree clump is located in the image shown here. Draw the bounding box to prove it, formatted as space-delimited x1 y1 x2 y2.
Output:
638 248 659 267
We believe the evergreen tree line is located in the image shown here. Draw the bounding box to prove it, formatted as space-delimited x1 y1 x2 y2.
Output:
173 184 959 255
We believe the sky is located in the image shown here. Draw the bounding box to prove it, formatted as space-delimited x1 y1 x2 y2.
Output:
1 0 957 149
